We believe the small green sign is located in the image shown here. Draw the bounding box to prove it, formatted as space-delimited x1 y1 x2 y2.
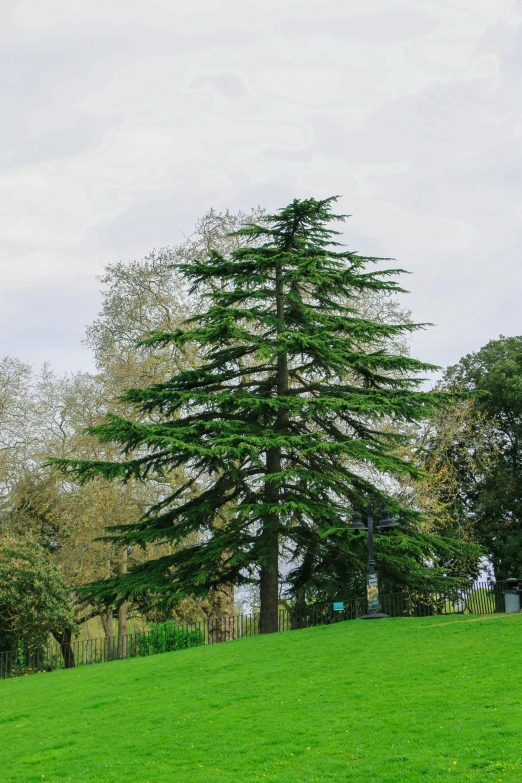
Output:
333 601 345 611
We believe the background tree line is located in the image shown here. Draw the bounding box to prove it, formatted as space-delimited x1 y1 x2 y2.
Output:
1 199 520 657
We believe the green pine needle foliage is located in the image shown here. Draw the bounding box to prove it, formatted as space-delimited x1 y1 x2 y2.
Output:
47 197 479 611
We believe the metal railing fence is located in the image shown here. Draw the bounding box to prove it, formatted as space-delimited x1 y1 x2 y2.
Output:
0 581 511 679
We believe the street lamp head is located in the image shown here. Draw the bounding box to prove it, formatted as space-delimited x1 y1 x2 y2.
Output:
349 512 366 530
378 508 398 528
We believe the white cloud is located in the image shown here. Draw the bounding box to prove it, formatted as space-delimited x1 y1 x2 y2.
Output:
0 0 521 375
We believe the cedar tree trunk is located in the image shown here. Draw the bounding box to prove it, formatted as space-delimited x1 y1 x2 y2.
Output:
117 548 128 658
260 263 287 632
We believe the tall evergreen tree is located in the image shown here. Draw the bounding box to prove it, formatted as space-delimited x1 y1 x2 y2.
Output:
49 197 472 631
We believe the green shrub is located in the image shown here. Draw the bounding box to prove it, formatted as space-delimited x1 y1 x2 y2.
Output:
135 621 204 656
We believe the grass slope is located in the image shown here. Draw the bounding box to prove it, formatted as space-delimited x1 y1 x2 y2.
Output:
1 614 521 782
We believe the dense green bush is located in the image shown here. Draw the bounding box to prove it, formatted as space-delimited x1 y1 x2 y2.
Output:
135 621 204 656
0 536 76 652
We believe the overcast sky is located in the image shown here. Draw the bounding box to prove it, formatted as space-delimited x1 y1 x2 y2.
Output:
1 0 521 379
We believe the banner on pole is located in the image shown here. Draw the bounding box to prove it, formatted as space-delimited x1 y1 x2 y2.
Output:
367 572 380 611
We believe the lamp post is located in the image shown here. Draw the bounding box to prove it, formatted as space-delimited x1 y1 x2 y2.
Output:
350 504 398 619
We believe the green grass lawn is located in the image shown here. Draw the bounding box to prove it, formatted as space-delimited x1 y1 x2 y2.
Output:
1 613 521 782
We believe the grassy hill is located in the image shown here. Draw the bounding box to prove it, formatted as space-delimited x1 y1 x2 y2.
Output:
1 613 521 782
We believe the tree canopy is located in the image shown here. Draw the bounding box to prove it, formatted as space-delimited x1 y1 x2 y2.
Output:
0 535 76 652
444 335 522 580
